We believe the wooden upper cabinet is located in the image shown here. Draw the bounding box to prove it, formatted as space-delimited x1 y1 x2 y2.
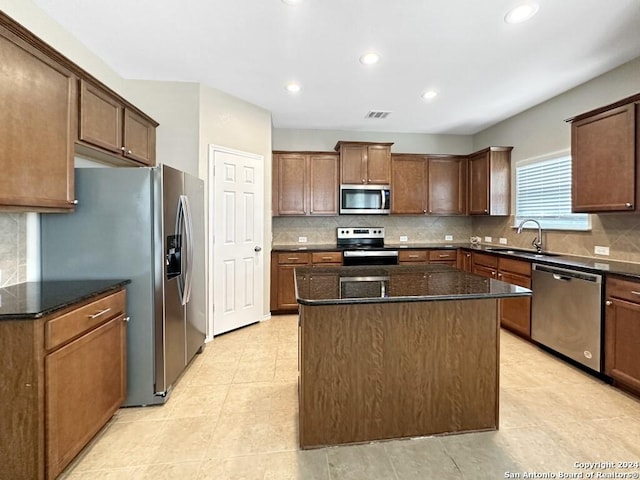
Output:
468 147 512 216
79 80 122 154
391 154 428 214
336 141 393 185
79 79 157 166
309 154 339 215
570 102 638 213
428 155 467 215
0 16 76 211
273 152 339 216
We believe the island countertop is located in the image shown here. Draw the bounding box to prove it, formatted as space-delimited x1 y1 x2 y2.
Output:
295 264 531 306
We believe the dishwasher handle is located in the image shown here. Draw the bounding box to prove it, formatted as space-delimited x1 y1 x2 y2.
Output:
533 263 602 283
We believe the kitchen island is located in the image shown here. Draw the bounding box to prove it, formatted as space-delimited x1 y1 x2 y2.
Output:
295 264 531 448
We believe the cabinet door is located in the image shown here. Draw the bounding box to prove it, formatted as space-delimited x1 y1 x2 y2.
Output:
428 156 467 215
366 145 391 184
276 154 307 215
341 144 366 184
46 315 126 479
309 154 339 215
473 265 497 279
0 26 76 210
458 250 473 272
78 79 123 154
572 104 636 212
276 265 302 311
605 297 640 392
391 155 427 214
498 271 531 337
468 152 489 215
123 108 156 165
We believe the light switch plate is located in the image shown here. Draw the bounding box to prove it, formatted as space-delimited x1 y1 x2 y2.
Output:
400 235 408 242
298 236 308 243
444 235 453 241
499 238 508 245
594 245 609 255
484 236 492 243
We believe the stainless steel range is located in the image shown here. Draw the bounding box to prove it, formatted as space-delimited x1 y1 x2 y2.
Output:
337 227 399 266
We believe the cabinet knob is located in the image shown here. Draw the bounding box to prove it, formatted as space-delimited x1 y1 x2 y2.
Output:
368 178 372 182
127 150 132 155
362 179 366 184
124 316 131 322
121 146 126 152
605 300 613 306
626 202 633 208
423 210 427 214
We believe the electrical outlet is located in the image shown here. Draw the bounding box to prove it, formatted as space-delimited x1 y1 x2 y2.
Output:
594 245 610 255
499 238 508 245
444 235 453 241
400 235 408 242
298 236 307 243
484 236 492 243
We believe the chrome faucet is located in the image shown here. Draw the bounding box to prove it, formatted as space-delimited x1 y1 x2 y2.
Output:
516 218 543 253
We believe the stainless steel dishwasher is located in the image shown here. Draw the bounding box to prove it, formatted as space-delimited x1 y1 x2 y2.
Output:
531 264 603 372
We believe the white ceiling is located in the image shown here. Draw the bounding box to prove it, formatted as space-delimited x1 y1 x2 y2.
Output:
33 0 640 135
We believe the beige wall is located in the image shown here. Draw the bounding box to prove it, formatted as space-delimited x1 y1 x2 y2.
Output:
471 56 640 262
273 128 472 154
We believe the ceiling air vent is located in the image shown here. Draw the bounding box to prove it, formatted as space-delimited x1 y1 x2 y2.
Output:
365 110 391 119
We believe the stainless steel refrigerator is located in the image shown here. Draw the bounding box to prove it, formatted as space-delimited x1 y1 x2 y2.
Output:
41 164 206 406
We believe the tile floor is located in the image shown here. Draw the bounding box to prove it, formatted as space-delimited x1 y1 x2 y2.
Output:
61 315 640 480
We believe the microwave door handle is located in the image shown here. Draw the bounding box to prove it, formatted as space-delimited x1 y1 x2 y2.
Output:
380 190 385 209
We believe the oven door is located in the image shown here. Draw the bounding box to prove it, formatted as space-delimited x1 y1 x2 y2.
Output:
340 276 389 299
343 249 399 266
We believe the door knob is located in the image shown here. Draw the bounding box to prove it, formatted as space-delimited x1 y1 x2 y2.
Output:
254 246 262 252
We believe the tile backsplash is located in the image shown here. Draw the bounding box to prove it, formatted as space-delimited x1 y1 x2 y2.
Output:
273 215 473 245
0 213 27 287
274 213 640 265
472 214 640 263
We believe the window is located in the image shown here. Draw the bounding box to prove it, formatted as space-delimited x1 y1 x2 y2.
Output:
515 152 590 231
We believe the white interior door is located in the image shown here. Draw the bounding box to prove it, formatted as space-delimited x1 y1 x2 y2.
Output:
209 146 264 336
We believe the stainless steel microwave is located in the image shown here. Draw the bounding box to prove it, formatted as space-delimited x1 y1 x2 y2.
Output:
340 184 391 214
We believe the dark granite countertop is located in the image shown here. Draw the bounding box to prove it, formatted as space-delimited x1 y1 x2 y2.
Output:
295 264 531 306
0 279 130 320
273 243 640 280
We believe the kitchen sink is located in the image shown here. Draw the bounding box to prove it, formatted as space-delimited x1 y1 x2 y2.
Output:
484 247 561 257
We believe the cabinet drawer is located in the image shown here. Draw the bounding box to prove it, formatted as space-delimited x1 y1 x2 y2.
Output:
498 258 531 277
607 275 640 303
277 252 311 264
399 250 427 262
46 290 126 351
473 252 498 268
312 252 342 264
429 250 457 261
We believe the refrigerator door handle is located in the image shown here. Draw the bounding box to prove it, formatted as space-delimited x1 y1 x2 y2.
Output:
181 194 194 305
175 196 186 304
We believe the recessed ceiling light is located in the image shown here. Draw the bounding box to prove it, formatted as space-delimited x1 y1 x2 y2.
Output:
504 3 539 24
285 82 301 93
282 0 303 5
421 90 438 100
359 52 380 65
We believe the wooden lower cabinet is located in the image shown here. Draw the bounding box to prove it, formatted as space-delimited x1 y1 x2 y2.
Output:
497 258 532 338
605 275 640 394
472 252 531 337
398 249 457 266
271 251 342 314
0 288 127 480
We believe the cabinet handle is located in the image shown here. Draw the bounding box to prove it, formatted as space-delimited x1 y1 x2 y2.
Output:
438 254 449 258
287 257 299 261
605 300 613 306
631 291 640 296
89 308 111 319
626 203 633 208
321 256 333 260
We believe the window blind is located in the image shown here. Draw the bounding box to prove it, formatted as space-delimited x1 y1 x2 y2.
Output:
515 155 590 231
